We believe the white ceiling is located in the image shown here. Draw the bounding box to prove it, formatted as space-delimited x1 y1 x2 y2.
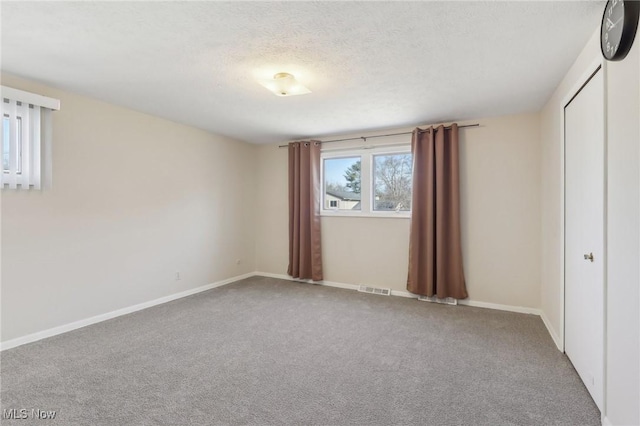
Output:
1 1 603 144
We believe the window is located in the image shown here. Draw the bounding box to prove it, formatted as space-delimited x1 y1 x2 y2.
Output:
373 153 412 211
3 116 22 174
323 156 362 211
2 116 10 171
321 146 412 217
1 86 60 190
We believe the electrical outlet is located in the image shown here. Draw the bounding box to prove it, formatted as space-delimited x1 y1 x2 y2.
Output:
175 271 181 281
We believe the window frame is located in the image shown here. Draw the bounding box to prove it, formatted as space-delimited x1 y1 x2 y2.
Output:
320 145 412 219
371 150 413 214
320 153 364 216
3 114 23 175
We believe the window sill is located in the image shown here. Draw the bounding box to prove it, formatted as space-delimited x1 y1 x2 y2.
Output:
320 212 411 219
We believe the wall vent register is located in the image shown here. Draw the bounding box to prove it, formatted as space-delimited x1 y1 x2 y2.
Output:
358 285 391 296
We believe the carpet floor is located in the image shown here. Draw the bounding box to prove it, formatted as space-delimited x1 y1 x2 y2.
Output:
1 276 600 425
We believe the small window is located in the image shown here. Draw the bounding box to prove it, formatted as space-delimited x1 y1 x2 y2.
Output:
373 153 413 211
323 156 362 211
1 86 60 190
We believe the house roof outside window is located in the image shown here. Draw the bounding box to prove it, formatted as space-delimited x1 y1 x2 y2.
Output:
326 189 361 201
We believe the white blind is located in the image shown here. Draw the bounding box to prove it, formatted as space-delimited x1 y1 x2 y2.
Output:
1 86 59 190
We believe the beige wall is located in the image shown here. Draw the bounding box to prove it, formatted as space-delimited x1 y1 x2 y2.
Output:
540 29 640 424
256 113 541 309
1 74 257 342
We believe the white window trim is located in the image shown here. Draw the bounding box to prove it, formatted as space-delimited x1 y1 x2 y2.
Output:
320 144 412 219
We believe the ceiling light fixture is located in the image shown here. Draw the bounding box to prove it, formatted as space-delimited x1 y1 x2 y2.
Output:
259 72 311 97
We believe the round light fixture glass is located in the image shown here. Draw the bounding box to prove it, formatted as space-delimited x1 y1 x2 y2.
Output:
259 72 311 97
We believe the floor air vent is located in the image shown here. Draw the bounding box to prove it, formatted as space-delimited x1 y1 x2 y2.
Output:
358 285 391 296
417 295 458 305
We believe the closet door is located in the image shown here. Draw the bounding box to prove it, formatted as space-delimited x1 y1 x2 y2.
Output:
564 67 605 411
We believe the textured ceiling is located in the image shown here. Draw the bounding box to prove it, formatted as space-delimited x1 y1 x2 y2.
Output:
1 1 603 144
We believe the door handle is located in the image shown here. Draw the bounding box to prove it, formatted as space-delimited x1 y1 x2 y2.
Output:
584 252 594 262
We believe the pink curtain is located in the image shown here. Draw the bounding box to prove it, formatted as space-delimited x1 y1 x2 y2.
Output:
288 141 323 281
407 124 467 299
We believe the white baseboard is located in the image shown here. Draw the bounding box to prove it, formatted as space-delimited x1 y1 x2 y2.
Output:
458 299 540 316
540 309 564 352
0 272 256 352
254 271 307 283
256 271 363 292
318 279 360 291
387 288 540 315
254 272 541 316
390 289 419 299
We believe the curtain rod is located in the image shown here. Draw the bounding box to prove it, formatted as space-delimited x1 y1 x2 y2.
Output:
278 123 480 148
